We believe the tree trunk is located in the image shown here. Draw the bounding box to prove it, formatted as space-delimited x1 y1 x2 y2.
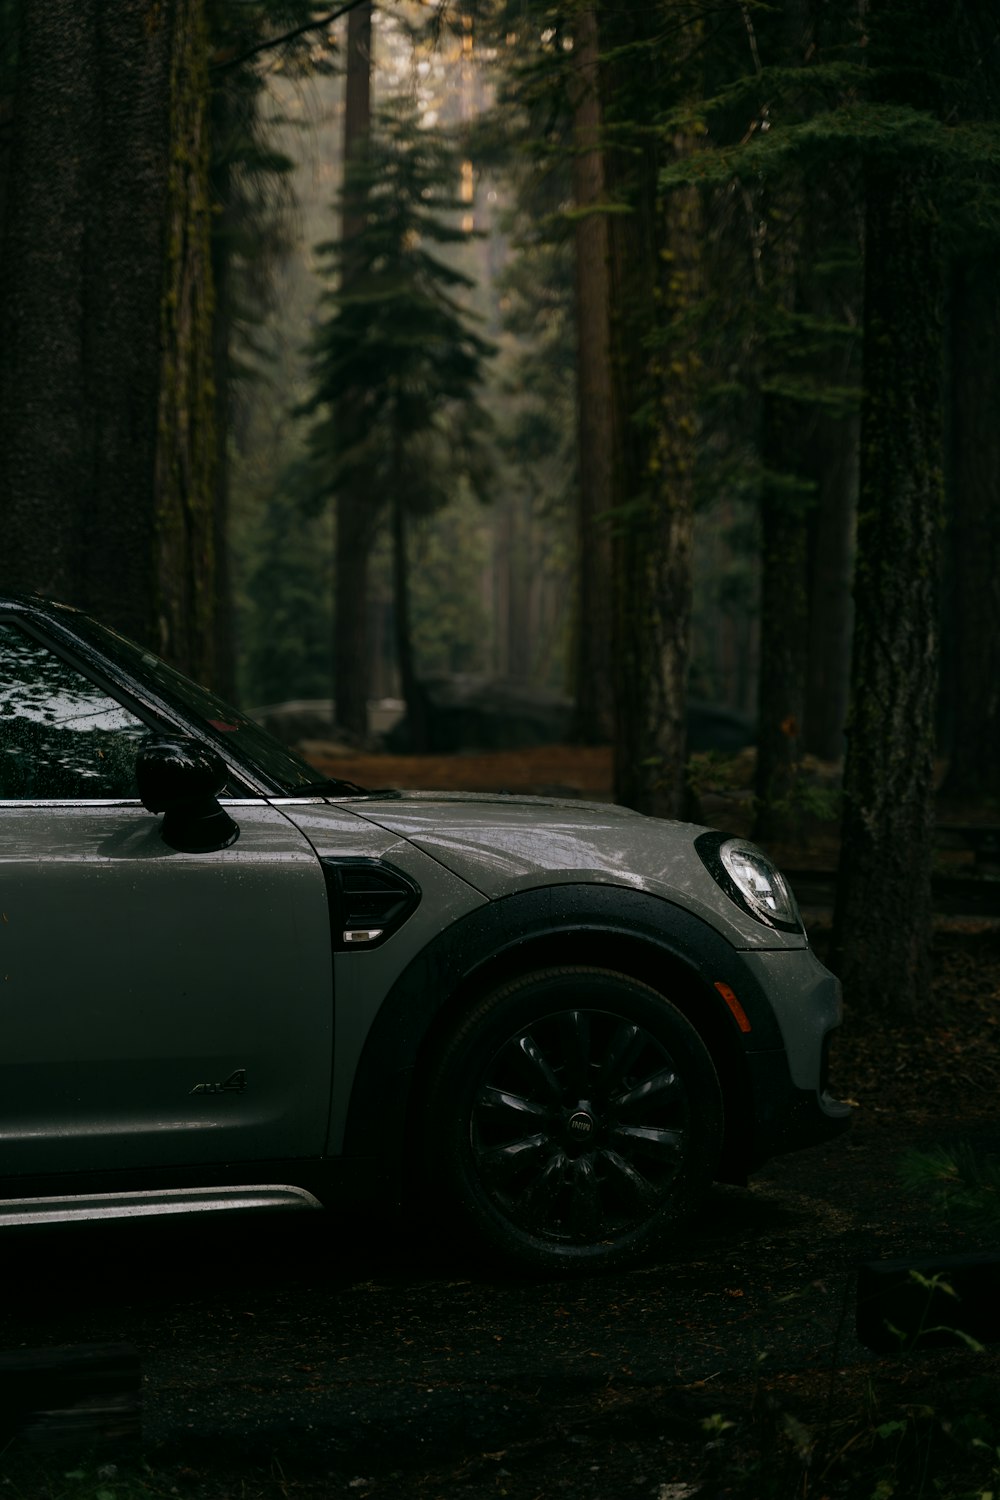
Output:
0 0 171 645
609 156 700 818
208 89 237 701
0 0 15 236
941 254 1000 798
334 488 378 742
753 389 808 842
154 0 217 683
333 0 374 740
752 0 850 832
0 0 215 677
802 162 862 766
831 168 945 1018
803 406 857 761
595 0 701 818
391 479 428 752
569 4 614 744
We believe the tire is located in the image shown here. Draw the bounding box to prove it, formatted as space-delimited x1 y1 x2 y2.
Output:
423 967 723 1272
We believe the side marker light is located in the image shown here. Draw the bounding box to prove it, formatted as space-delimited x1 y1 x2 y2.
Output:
714 981 752 1034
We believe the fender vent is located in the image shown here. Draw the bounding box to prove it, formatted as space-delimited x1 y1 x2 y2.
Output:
320 859 420 950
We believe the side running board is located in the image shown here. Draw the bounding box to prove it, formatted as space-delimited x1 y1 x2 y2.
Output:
0 1184 323 1227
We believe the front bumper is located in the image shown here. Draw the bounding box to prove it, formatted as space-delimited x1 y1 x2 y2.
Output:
742 1049 852 1171
726 944 851 1174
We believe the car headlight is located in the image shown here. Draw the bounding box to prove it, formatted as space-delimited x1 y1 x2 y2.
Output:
695 832 803 933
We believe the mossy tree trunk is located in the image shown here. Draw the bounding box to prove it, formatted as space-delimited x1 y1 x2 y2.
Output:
831 168 945 1018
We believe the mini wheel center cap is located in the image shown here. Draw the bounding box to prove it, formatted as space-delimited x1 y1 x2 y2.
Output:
567 1110 596 1140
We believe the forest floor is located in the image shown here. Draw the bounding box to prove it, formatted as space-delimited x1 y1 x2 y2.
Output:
3 747 1000 1500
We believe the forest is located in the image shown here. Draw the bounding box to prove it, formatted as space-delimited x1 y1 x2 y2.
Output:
0 0 998 1023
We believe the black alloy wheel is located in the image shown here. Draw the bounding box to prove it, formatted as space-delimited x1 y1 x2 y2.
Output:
425 967 723 1271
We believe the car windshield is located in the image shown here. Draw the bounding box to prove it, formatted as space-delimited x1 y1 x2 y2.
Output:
63 611 356 795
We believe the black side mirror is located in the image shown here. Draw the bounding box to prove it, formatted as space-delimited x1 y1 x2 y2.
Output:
136 735 240 853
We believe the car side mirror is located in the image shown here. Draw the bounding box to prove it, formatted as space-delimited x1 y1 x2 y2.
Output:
136 735 240 853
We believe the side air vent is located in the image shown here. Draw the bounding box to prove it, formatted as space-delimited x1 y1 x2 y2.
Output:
320 859 420 950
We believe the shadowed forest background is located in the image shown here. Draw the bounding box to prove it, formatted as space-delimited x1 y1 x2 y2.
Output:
0 0 998 1023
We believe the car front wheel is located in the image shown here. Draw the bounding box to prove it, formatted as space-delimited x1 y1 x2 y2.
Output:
424 967 723 1271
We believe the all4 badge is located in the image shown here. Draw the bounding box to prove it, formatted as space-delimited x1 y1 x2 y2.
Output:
190 1068 248 1096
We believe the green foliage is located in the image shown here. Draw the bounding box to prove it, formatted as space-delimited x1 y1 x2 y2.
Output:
0 1457 156 1500
238 466 333 706
405 486 492 675
230 338 334 709
660 0 1000 238
758 774 841 833
882 1269 987 1356
208 2 317 391
684 749 753 804
303 96 495 514
902 1144 1000 1231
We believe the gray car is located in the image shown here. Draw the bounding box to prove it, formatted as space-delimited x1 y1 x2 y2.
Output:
0 594 849 1270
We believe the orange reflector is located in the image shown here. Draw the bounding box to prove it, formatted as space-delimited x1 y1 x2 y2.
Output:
714 981 752 1033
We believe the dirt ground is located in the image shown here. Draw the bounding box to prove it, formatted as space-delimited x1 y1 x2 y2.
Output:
302 741 619 801
3 751 1000 1500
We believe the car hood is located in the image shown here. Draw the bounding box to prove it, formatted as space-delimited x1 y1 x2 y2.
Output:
334 790 805 951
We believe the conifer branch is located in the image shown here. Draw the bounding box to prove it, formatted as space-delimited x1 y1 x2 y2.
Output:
211 2 365 72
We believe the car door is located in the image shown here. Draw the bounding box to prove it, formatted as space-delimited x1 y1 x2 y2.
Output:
0 620 334 1178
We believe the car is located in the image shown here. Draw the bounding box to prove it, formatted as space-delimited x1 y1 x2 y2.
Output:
0 593 850 1271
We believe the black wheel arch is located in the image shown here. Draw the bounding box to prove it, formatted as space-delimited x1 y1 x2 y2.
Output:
341 883 786 1190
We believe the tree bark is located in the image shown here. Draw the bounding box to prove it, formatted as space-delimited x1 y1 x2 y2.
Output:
753 390 808 841
391 479 428 752
208 86 237 701
941 254 1000 798
609 152 700 818
334 0 374 740
751 0 857 829
803 407 857 761
831 168 944 1018
0 0 215 677
334 485 379 742
569 4 615 744
0 0 170 645
594 0 701 818
154 0 217 683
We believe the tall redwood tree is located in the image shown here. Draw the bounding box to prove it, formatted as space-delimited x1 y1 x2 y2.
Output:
0 0 216 680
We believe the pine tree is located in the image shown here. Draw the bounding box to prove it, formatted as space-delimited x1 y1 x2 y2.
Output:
303 99 494 748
